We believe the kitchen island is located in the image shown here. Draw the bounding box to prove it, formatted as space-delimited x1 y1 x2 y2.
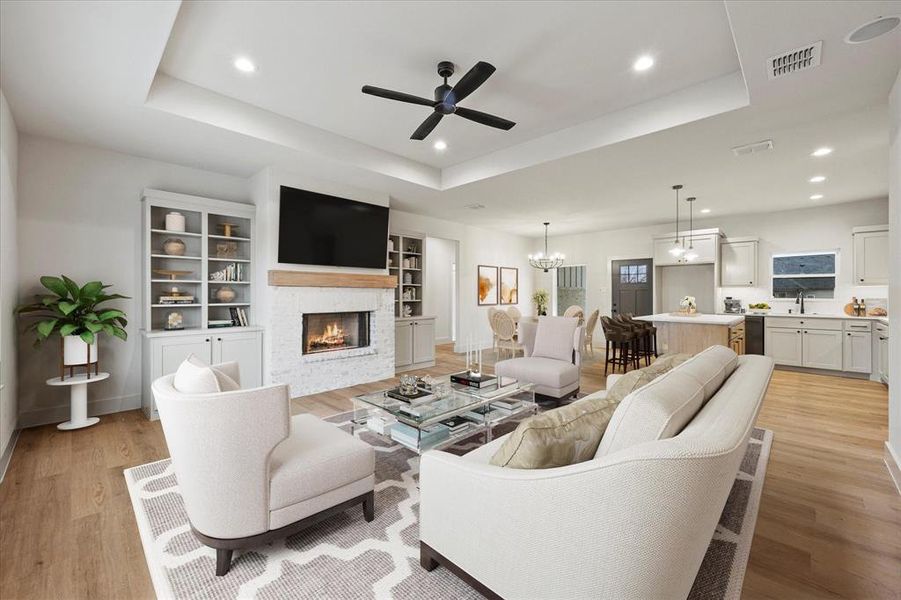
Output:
637 313 745 355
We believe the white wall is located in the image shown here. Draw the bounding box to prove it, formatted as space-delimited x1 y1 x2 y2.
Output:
424 237 457 343
390 210 534 352
537 198 890 323
16 135 251 427
0 90 19 458
887 69 900 485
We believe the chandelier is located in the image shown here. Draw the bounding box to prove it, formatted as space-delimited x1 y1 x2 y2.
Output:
529 222 565 272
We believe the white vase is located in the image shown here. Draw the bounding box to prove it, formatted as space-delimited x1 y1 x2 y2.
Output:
63 335 98 366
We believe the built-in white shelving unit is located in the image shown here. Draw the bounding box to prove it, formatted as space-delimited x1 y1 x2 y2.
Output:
389 232 425 318
140 189 262 420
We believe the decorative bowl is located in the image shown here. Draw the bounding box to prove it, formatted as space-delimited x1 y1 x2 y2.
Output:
162 238 186 256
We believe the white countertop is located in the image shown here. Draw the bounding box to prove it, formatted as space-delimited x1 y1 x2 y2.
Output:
637 313 744 326
739 312 888 324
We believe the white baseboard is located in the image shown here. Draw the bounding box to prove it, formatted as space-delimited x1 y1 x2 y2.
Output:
885 442 901 495
0 429 20 483
18 393 141 429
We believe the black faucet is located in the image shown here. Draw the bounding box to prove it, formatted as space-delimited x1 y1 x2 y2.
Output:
796 291 805 315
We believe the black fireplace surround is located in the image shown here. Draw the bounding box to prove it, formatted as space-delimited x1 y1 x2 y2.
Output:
302 311 371 355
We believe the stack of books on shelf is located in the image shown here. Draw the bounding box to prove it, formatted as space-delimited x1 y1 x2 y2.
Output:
463 404 506 423
209 307 249 328
366 414 396 436
210 262 246 282
440 416 472 435
490 398 525 414
390 422 449 450
450 371 497 389
157 294 195 305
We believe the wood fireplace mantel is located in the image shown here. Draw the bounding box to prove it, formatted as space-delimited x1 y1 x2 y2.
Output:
268 270 398 289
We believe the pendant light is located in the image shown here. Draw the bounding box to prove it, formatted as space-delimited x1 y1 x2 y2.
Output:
684 196 698 261
528 222 565 272
668 184 685 256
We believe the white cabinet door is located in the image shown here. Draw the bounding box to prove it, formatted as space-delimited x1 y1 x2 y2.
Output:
395 321 413 367
412 319 436 363
160 334 212 375
802 329 843 370
213 331 262 388
842 331 872 373
853 229 889 285
688 234 718 264
766 328 802 366
653 238 681 266
878 333 889 383
721 241 758 287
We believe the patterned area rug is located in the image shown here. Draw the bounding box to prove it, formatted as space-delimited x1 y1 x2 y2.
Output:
125 416 772 600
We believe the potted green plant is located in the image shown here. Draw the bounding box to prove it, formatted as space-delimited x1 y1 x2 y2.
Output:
532 288 549 316
16 276 129 370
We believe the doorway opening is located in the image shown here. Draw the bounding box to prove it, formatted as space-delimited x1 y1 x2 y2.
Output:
611 258 653 317
555 265 587 315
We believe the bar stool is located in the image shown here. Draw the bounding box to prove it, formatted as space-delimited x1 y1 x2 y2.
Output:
600 316 639 375
622 313 658 365
613 314 648 368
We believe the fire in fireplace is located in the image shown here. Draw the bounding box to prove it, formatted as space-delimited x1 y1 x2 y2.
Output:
302 311 370 355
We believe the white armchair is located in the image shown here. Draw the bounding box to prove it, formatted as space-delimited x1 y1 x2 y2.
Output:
494 316 584 402
152 363 375 575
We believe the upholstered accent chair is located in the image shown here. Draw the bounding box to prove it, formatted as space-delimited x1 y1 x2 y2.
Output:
152 363 375 576
494 316 584 402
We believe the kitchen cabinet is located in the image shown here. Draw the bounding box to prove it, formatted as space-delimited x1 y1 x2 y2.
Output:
852 225 889 285
801 329 843 370
720 239 758 287
765 327 803 366
874 322 889 384
395 316 436 372
141 328 263 419
843 331 872 373
652 230 720 265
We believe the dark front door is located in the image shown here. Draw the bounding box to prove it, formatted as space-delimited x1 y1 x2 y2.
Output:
611 258 653 317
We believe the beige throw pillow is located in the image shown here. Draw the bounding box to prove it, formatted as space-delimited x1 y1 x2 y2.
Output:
604 353 691 404
489 396 619 469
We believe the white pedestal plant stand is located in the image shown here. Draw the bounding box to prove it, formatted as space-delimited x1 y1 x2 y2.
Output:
46 372 109 430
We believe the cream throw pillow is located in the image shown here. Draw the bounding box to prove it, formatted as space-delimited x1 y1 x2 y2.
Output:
489 396 619 469
173 354 240 394
604 353 691 404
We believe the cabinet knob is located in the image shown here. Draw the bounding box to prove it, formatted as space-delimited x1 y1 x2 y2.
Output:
847 332 851 336
217 337 222 341
797 330 801 333
205 338 210 342
860 278 864 282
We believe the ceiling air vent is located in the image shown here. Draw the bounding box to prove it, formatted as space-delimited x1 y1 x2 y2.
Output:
731 139 774 157
767 41 822 79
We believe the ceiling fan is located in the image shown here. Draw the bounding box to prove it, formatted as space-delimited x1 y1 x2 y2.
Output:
361 60 516 141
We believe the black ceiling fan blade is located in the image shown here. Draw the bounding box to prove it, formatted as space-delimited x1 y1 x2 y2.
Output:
454 106 515 130
449 61 496 104
361 85 437 107
410 112 444 140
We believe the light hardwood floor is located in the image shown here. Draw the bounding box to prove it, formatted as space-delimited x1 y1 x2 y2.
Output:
0 345 898 599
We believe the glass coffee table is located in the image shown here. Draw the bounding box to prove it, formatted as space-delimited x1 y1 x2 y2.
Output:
351 375 536 454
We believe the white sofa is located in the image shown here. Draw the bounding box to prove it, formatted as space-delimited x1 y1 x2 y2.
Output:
495 316 585 401
152 362 375 575
420 347 774 599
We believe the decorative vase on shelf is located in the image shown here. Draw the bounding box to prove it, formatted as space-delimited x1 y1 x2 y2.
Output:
215 286 237 303
403 272 412 284
165 211 186 232
165 311 184 330
163 238 186 256
388 239 394 252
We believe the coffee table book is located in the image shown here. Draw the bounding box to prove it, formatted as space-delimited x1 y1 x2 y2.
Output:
450 371 497 389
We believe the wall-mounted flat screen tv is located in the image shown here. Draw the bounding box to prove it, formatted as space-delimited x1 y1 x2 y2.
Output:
278 185 389 269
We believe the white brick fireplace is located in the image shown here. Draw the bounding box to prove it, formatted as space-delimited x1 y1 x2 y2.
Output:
266 272 395 397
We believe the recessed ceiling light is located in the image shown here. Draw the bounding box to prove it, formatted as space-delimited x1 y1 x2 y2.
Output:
809 175 826 183
234 57 256 73
811 147 832 157
810 194 824 200
433 140 447 151
846 16 900 44
633 55 654 72
700 208 711 214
